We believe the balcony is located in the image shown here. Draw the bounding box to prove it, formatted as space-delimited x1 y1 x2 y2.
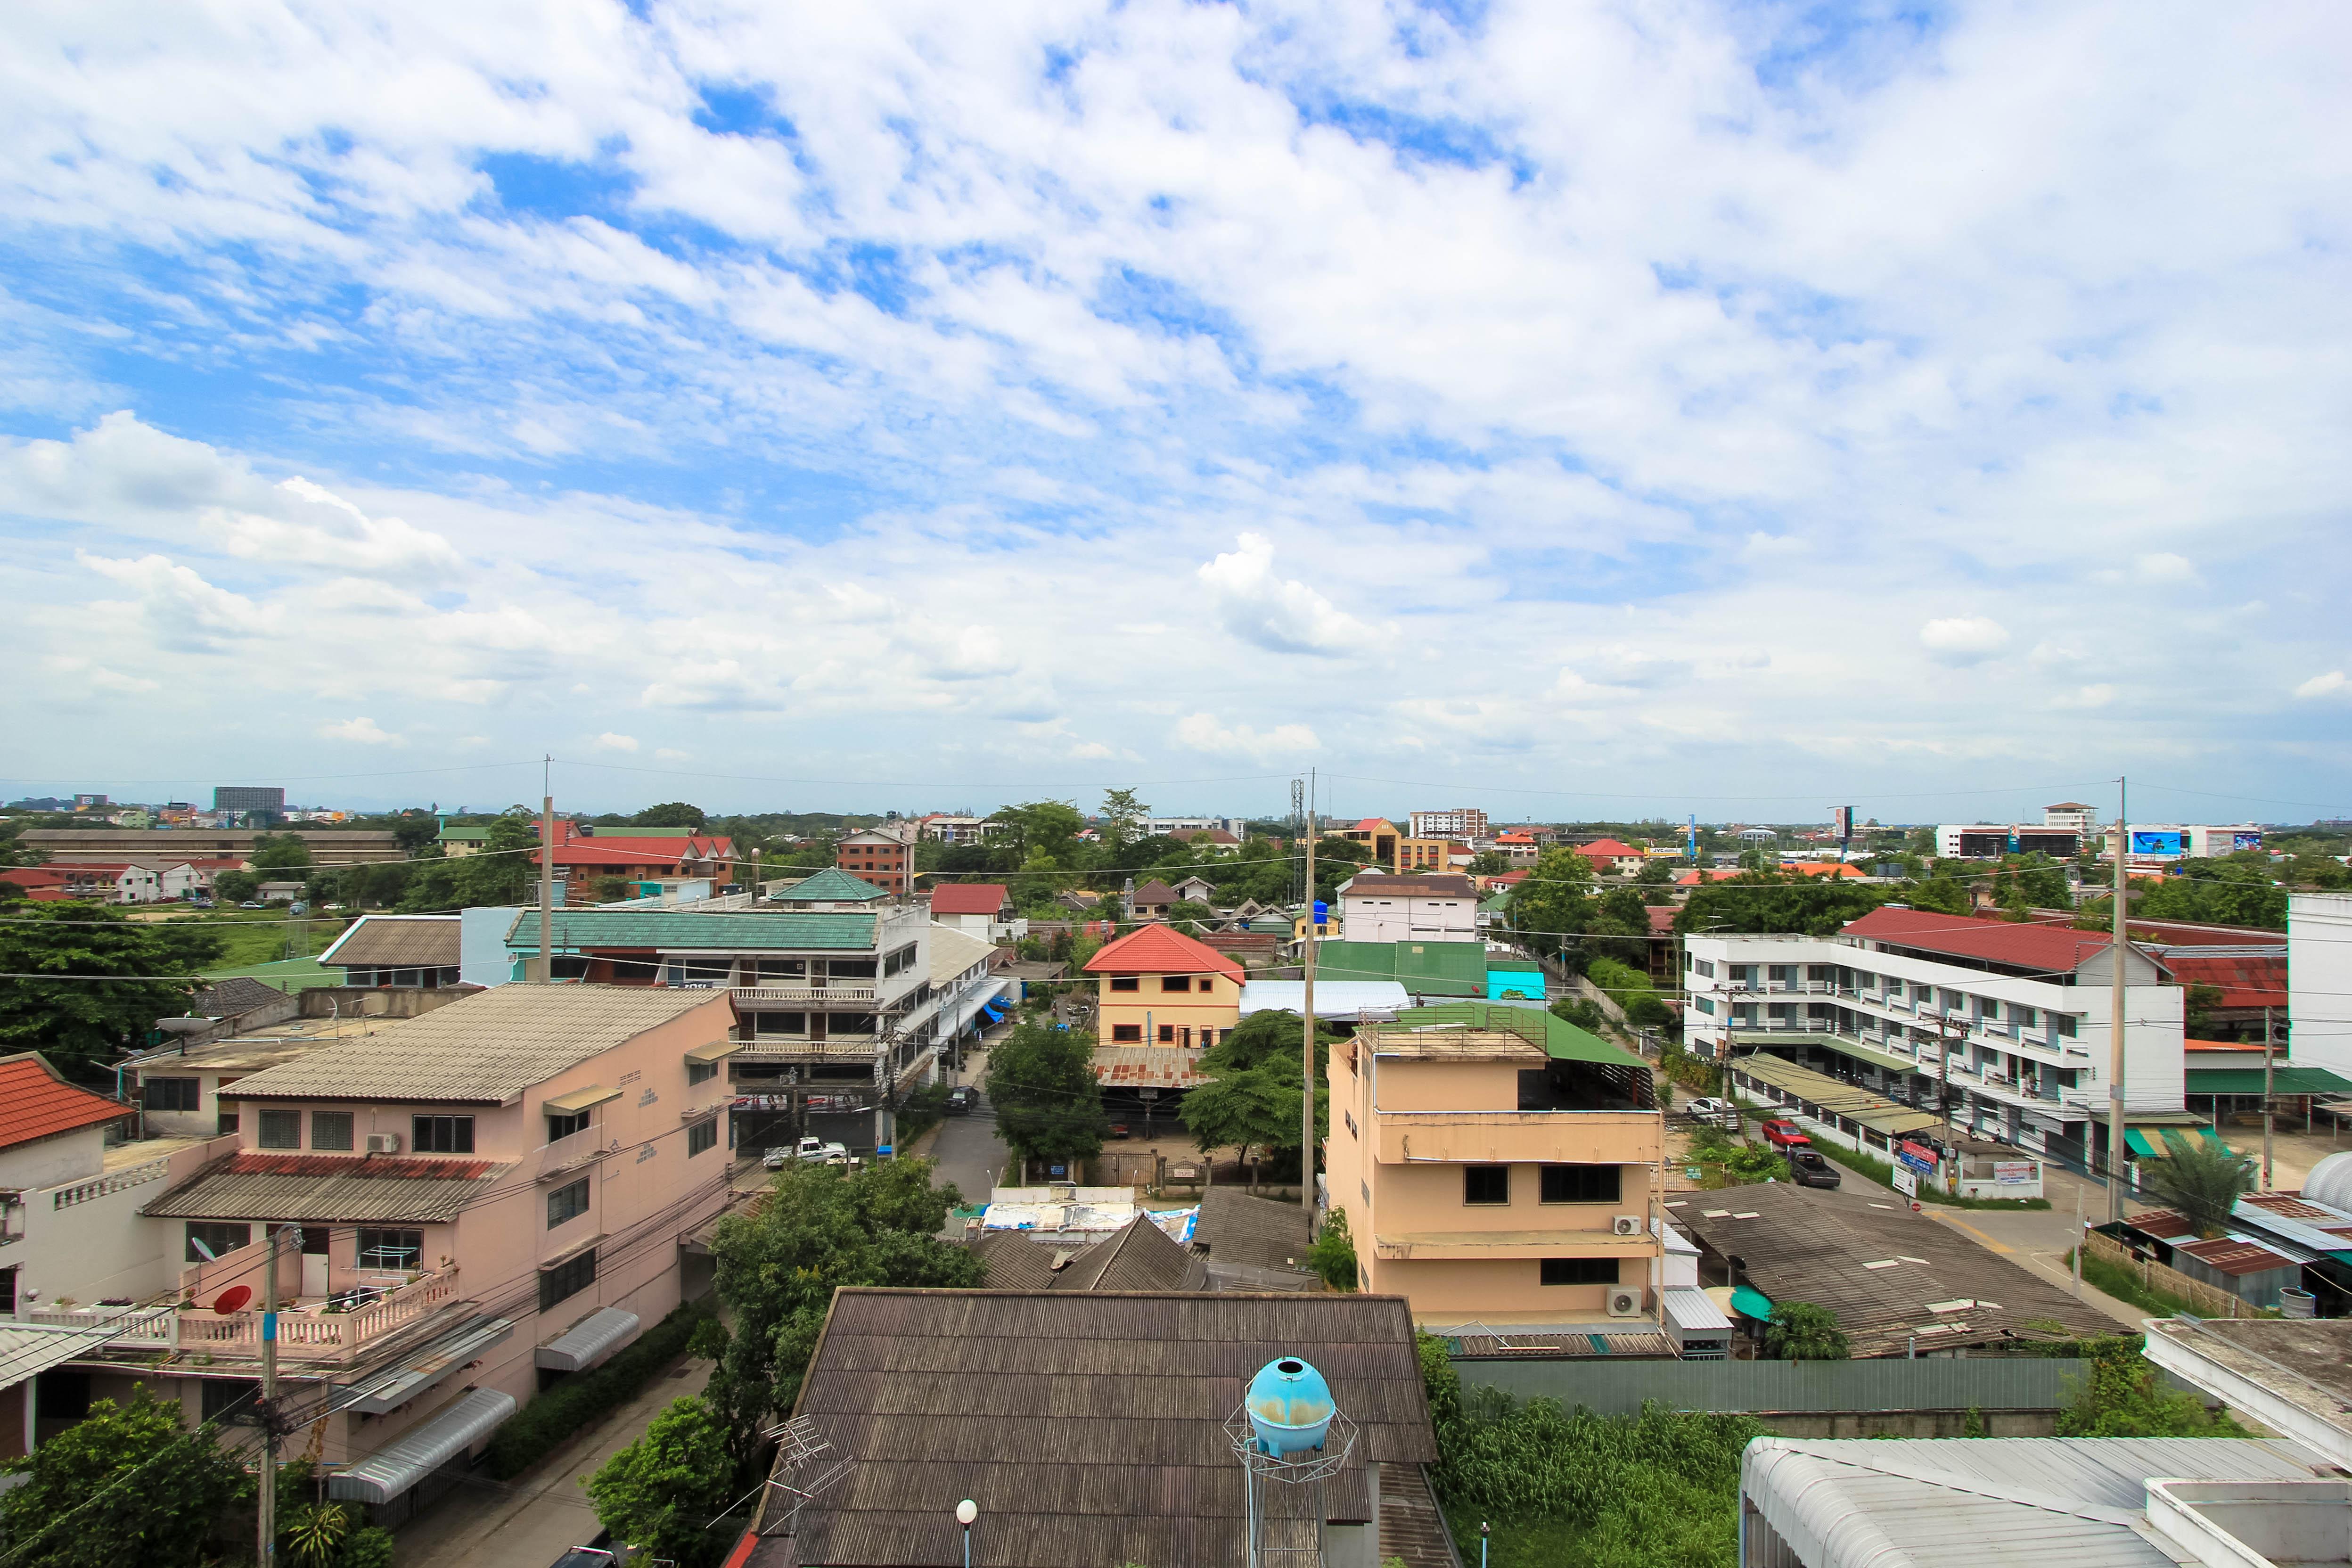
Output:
732 985 877 1006
1372 1109 1660 1167
535 1122 619 1182
25 1267 463 1365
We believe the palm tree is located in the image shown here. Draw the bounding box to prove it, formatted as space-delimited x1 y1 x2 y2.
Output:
2143 1136 2256 1238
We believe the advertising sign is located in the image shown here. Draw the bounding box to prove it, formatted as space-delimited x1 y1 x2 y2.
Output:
2131 830 2185 856
2233 832 2264 852
1992 1161 2035 1184
1893 1166 1918 1197
1896 1141 1940 1177
1832 806 1853 839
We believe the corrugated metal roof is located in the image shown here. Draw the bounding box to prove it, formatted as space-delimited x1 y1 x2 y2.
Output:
1843 907 2114 974
1743 1437 2320 1568
1090 1044 1206 1089
1194 1187 1313 1275
1052 1215 1205 1292
213 984 730 1103
143 1151 504 1223
1238 980 1410 1018
508 908 879 953
1727 1052 1944 1137
0 1322 139 1387
319 915 461 969
927 884 1008 915
2182 1064 2352 1096
761 1289 1437 1568
327 1387 516 1504
773 868 890 903
2161 949 2290 1009
0 1052 131 1150
926 925 996 988
1310 940 1486 994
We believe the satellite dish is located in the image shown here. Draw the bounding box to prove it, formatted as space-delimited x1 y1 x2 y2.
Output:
213 1285 253 1314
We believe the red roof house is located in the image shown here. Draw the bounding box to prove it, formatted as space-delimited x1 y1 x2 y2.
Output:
0 1052 132 1150
1083 924 1245 980
929 884 1010 916
2159 950 2289 1011
1841 906 2123 975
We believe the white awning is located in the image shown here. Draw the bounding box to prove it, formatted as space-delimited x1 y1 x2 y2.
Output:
340 1317 515 1416
1662 1285 1735 1333
327 1387 516 1503
535 1305 641 1372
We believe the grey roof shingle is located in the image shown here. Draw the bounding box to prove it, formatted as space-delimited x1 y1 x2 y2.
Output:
144 1151 502 1223
1194 1186 1314 1276
1051 1215 1206 1292
320 915 461 969
754 1289 1440 1568
214 984 729 1103
195 976 291 1018
508 907 878 954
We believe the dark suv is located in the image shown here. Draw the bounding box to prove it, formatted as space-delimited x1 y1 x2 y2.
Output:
946 1086 979 1116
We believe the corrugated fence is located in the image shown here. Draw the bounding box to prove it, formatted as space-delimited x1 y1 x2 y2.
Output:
1454 1355 2093 1414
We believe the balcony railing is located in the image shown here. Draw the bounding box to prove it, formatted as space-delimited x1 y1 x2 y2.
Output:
24 1267 461 1363
50 1156 172 1211
733 985 877 1005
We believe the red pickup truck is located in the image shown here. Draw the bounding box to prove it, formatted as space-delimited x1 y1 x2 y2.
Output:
1759 1118 1812 1151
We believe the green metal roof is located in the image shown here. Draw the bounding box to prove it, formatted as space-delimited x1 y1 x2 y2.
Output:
1724 1051 1943 1137
1312 940 1485 995
771 867 890 902
507 908 878 953
2182 1065 2352 1097
1761 1030 1923 1078
1394 1002 1647 1070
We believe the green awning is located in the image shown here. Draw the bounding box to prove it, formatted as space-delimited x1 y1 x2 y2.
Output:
2125 1128 2166 1158
2183 1066 2352 1097
1731 1285 1775 1320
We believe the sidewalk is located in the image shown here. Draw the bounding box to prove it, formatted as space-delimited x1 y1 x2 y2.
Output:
398 1355 716 1568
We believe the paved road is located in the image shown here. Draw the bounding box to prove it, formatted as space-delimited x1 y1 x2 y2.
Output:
923 1043 1010 1217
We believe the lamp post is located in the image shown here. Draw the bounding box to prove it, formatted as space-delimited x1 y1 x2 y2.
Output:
1481 1520 1490 1568
956 1499 978 1568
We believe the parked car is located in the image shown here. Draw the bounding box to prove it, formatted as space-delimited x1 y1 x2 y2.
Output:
239 900 266 909
795 1136 851 1164
1787 1149 1842 1189
1683 1097 1740 1130
190 897 214 910
1759 1118 1812 1151
946 1086 979 1116
761 1147 793 1170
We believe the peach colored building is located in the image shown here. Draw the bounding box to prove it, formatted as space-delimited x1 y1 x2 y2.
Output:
53 986 737 1522
1324 1005 1662 1327
1083 923 1243 1051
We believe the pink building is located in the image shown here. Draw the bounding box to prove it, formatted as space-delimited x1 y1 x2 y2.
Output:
71 985 737 1521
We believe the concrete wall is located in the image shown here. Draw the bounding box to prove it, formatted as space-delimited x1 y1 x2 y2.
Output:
2292 894 2352 1081
11 1134 240 1309
0 1125 110 1195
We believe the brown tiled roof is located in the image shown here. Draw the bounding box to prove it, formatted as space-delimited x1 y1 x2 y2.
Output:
320 914 460 969
1128 878 1180 905
0 1053 131 1150
195 976 292 1018
1194 1186 1313 1276
755 1289 1439 1568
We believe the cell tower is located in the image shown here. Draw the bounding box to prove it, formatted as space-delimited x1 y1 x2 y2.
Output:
1290 779 1308 904
1228 1356 1359 1568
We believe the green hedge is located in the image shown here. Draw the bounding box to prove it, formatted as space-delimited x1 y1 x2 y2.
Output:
1585 957 1675 1029
484 1300 714 1479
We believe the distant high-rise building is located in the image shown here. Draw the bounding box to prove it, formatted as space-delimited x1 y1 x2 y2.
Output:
2043 801 2100 835
213 785 286 819
1409 807 1489 841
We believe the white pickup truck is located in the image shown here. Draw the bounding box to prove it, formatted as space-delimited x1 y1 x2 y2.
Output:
763 1136 852 1169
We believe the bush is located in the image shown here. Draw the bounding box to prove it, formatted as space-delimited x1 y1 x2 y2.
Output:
1765 1303 1850 1361
1549 996 1606 1033
1309 1207 1359 1291
484 1301 715 1479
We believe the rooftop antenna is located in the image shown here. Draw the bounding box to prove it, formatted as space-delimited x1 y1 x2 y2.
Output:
1228 1356 1358 1568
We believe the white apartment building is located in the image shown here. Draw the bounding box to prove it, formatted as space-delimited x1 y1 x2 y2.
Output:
1409 808 1489 841
1139 816 1245 838
1336 873 1479 944
1680 907 2184 1168
2291 893 2352 1082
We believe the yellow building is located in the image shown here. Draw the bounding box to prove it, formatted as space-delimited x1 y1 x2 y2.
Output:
1082 922 1243 1050
1334 817 1454 873
1325 1004 1662 1325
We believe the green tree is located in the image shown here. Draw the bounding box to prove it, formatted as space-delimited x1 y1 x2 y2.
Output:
2055 1342 2245 1437
0 905 221 1074
705 1160 979 1456
213 870 262 904
1466 850 1510 876
585 1396 738 1568
387 810 442 855
986 801 1086 864
1167 899 1215 928
1182 1010 1330 1185
2142 1135 2256 1237
1101 787 1148 848
1308 1206 1359 1290
455 813 538 906
1675 875 1889 937
247 833 313 871
0 1387 246 1568
1764 1302 1850 1361
1504 847 1596 960
983 1018 1109 1172
633 802 708 830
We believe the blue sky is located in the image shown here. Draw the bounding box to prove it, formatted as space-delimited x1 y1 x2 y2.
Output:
0 0 2347 824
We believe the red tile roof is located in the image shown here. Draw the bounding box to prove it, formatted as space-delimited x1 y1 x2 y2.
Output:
1576 839 1642 858
929 884 1009 915
1841 906 2114 973
1647 906 1679 933
1346 818 1396 834
2161 951 2289 1009
0 1054 131 1149
222 1151 497 1180
1083 923 1244 979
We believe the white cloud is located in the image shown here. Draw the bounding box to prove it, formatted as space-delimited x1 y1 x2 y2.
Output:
2051 684 2117 710
2296 671 2348 700
1173 713 1319 760
594 732 640 752
2136 552 2199 583
320 716 403 746
1196 534 1372 657
1918 617 2013 664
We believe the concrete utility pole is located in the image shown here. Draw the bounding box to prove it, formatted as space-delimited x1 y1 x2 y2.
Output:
2107 778 2130 1224
2264 1005 2277 1191
1302 770 1317 1220
538 759 556 985
258 1223 283 1568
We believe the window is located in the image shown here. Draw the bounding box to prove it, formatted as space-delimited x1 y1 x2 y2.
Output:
547 1109 592 1142
1693 997 1715 1015
1885 979 1904 999
1767 964 1792 984
1540 1165 1622 1204
1161 976 1190 992
311 1111 354 1152
413 1115 475 1154
539 1248 597 1311
688 1118 719 1157
1979 999 2000 1021
688 1059 718 1086
548 1178 591 1229
1463 1166 1510 1206
2055 1013 2079 1039
258 1109 302 1149
186 1222 250 1262
201 1378 261 1423
1158 1024 1177 1043
1540 1257 1619 1287
2016 1007 2038 1029
216 1109 240 1137
147 1077 200 1112
757 1011 807 1035
1110 977 1140 992
356 1229 423 1270
1344 1110 1358 1139
1111 1024 1142 1043
1692 959 1715 978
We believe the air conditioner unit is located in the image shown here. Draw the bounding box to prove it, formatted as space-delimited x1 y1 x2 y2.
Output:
1606 1288 1642 1318
364 1133 402 1155
1612 1214 1644 1237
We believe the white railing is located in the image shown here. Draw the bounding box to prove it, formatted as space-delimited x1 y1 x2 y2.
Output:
170 1267 461 1361
21 1305 176 1342
732 985 877 1005
50 1156 172 1210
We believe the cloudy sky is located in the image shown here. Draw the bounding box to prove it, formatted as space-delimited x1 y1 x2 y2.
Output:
3 1 2347 824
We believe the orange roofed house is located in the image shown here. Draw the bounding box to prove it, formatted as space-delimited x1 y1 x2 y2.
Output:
1083 924 1243 1052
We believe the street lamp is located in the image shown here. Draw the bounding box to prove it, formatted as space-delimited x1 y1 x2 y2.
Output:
956 1499 978 1568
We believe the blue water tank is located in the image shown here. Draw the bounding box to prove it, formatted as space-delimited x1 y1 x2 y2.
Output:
1246 1357 1335 1455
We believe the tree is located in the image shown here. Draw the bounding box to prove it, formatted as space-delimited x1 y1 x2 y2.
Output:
1168 899 1215 928
585 1397 738 1568
1308 1206 1359 1290
456 813 537 906
0 1387 246 1568
986 801 1085 863
0 905 221 1074
1181 1010 1331 1186
705 1159 979 1457
633 802 708 830
1467 850 1510 876
2143 1136 2256 1237
1504 847 1597 959
1101 787 1147 848
2182 982 2226 1037
2056 1341 2245 1437
984 1019 1109 1171
213 870 261 904
246 833 313 871
387 811 441 856
1764 1303 1851 1361
1674 875 1889 937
